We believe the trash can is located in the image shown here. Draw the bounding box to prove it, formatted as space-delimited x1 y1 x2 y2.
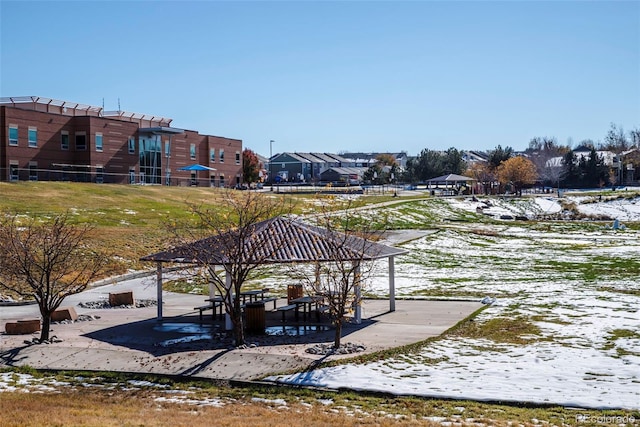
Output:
287 284 303 303
245 302 265 335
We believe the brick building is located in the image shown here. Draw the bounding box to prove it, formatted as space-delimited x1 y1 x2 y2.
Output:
0 96 243 186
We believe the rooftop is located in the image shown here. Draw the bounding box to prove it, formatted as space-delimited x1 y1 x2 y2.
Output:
1 96 172 127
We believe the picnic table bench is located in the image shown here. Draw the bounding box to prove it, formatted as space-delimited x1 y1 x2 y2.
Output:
261 296 278 310
276 304 298 322
278 296 326 322
241 289 278 309
195 299 223 321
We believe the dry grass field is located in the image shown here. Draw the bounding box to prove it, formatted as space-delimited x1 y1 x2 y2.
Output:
0 182 399 277
0 390 415 427
1 370 619 427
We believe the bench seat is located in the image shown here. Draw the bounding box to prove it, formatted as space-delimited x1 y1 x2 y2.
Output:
262 296 278 310
195 301 222 321
276 304 297 322
317 304 330 313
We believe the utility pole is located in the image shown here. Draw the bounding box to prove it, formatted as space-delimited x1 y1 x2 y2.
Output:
270 140 274 191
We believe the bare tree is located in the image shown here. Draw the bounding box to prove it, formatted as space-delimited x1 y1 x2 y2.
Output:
629 127 640 148
290 198 386 349
603 123 629 152
540 161 567 196
170 190 295 346
0 212 108 342
526 137 568 193
465 162 494 195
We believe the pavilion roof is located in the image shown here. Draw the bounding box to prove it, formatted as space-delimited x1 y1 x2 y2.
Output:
141 216 407 265
427 174 476 183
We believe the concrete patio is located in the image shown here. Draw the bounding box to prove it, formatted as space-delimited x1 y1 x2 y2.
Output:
0 277 484 381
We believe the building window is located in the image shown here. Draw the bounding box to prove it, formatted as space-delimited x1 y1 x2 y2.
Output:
165 141 170 157
219 174 225 187
28 128 37 148
220 149 224 163
128 138 136 154
9 164 19 181
129 168 136 184
235 151 240 165
138 136 162 185
75 133 87 150
95 133 103 152
190 144 196 160
210 148 215 162
29 163 38 181
61 131 69 150
9 126 18 146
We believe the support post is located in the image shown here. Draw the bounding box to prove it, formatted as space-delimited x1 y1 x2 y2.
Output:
314 263 321 289
389 256 396 312
209 269 216 300
354 263 362 324
225 270 233 331
156 262 163 320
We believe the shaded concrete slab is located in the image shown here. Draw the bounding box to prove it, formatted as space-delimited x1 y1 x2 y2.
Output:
1 292 484 381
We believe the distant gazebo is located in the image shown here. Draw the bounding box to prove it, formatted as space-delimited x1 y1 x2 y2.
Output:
141 216 407 323
426 174 476 195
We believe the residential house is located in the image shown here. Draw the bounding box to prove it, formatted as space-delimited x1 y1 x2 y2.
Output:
340 152 409 169
267 152 349 183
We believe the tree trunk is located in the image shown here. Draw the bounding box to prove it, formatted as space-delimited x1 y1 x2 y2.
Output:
232 312 245 347
333 320 342 349
40 314 51 342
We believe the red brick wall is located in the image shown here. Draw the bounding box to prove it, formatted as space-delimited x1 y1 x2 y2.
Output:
1 105 243 185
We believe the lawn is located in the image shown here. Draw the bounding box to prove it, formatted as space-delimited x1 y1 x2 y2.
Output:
269 194 640 412
1 182 639 424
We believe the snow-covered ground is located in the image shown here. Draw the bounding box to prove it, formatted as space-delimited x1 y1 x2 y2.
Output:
269 195 640 410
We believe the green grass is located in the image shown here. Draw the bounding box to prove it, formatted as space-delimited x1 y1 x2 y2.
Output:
598 286 640 297
448 316 544 345
533 256 640 282
0 182 309 226
162 277 209 295
0 182 313 277
602 329 640 357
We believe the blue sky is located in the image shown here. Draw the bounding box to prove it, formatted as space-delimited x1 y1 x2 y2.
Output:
1 1 638 157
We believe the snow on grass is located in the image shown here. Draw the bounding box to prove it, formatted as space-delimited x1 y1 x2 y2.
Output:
268 195 640 410
578 196 640 222
154 395 226 407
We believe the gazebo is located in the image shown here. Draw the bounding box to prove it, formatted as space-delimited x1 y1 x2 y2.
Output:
140 216 407 324
426 174 476 195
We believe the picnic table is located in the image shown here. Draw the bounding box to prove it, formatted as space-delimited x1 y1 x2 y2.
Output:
198 289 278 322
195 296 223 321
240 289 268 304
289 295 324 322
